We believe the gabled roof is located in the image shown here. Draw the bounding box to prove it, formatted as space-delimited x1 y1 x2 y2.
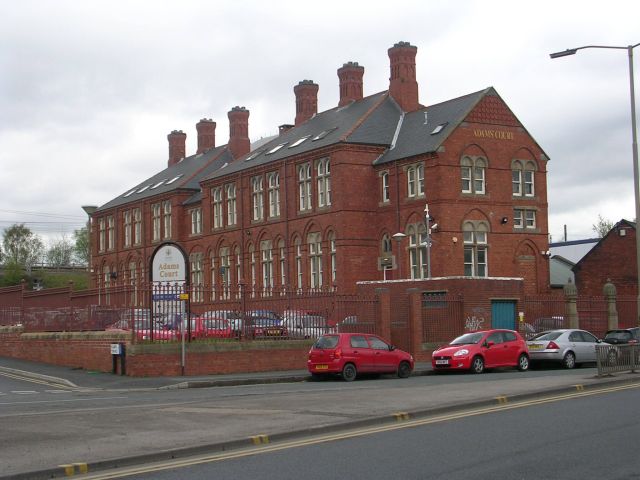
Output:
573 219 636 272
375 88 489 164
97 145 232 211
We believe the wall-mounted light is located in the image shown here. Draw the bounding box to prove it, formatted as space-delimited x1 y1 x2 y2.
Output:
501 217 509 224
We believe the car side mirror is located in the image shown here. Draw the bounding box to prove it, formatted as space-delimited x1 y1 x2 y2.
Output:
485 341 494 348
389 345 396 351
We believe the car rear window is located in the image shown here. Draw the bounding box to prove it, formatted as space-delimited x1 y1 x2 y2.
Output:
605 331 631 341
531 331 562 341
314 335 339 349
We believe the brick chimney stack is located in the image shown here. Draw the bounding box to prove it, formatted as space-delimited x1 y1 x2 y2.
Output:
388 41 419 112
167 130 187 167
196 118 216 154
337 61 364 107
294 80 319 126
228 106 250 159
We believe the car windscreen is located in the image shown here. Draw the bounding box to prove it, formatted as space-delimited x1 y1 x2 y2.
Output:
314 335 339 349
531 331 563 341
450 332 484 345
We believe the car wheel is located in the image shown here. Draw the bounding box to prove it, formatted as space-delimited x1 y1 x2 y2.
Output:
471 356 484 374
342 363 357 382
562 351 576 369
517 354 530 371
397 361 411 379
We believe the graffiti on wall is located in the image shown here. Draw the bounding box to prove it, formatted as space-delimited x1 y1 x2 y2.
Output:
465 307 488 331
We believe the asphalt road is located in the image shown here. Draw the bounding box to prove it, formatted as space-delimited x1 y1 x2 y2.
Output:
86 383 640 480
1 365 638 479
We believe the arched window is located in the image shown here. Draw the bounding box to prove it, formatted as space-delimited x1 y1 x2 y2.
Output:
234 246 241 299
278 239 286 293
381 171 390 203
382 234 392 254
248 243 256 297
461 156 486 194
329 232 337 285
220 247 231 299
317 158 331 207
512 160 536 197
463 222 489 277
308 232 323 289
261 240 273 296
294 237 303 291
408 224 428 279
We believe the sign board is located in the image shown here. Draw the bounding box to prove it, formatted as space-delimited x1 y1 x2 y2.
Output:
152 244 187 283
110 343 122 355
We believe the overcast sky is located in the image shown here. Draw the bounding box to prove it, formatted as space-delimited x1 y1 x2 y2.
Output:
1 0 639 246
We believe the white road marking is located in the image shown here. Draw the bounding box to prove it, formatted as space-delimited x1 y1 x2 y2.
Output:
12 391 38 395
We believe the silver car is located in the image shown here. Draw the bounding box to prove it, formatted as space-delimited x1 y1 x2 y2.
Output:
526 329 601 369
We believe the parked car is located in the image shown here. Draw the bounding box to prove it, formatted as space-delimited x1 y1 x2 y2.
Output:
283 310 336 339
601 327 640 365
432 329 530 374
526 329 601 368
181 314 233 339
307 333 414 381
336 315 375 334
247 318 288 338
523 316 565 339
106 309 175 341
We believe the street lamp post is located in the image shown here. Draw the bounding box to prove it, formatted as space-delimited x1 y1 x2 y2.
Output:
550 43 640 324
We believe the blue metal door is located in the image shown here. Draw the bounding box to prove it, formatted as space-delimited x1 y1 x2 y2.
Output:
491 301 516 330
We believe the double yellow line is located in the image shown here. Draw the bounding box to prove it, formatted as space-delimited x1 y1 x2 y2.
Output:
0 370 74 390
64 382 640 479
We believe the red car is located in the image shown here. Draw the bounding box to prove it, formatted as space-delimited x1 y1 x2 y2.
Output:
432 329 530 374
308 333 414 381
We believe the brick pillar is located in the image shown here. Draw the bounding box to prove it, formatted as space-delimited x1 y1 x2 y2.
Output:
563 280 579 329
407 288 423 358
603 280 618 330
375 288 391 341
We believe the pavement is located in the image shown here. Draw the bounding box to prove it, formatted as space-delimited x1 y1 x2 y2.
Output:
2 356 640 480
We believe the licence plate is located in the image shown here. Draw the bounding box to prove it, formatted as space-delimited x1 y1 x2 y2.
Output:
435 359 449 365
267 329 280 335
528 344 544 350
315 364 329 370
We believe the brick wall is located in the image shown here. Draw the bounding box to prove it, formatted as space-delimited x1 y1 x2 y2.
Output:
575 225 637 297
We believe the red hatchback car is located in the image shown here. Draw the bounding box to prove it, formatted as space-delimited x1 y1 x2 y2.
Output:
432 329 530 374
308 333 414 381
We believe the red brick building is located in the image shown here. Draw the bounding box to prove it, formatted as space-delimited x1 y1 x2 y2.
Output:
91 41 551 298
573 219 637 296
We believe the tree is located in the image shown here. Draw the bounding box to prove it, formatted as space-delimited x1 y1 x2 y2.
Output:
46 235 74 269
2 224 44 275
73 227 90 266
592 215 615 238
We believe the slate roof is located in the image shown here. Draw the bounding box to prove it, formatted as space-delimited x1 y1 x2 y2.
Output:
99 85 541 210
97 145 232 212
205 91 398 181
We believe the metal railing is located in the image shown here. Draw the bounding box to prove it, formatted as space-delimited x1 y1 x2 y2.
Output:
596 344 639 376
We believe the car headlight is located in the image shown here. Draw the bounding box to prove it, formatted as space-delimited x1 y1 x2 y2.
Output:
454 349 469 357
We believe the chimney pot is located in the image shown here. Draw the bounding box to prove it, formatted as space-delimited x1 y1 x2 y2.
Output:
167 130 187 167
196 118 216 154
228 107 250 159
294 80 319 126
388 41 419 112
337 61 365 107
